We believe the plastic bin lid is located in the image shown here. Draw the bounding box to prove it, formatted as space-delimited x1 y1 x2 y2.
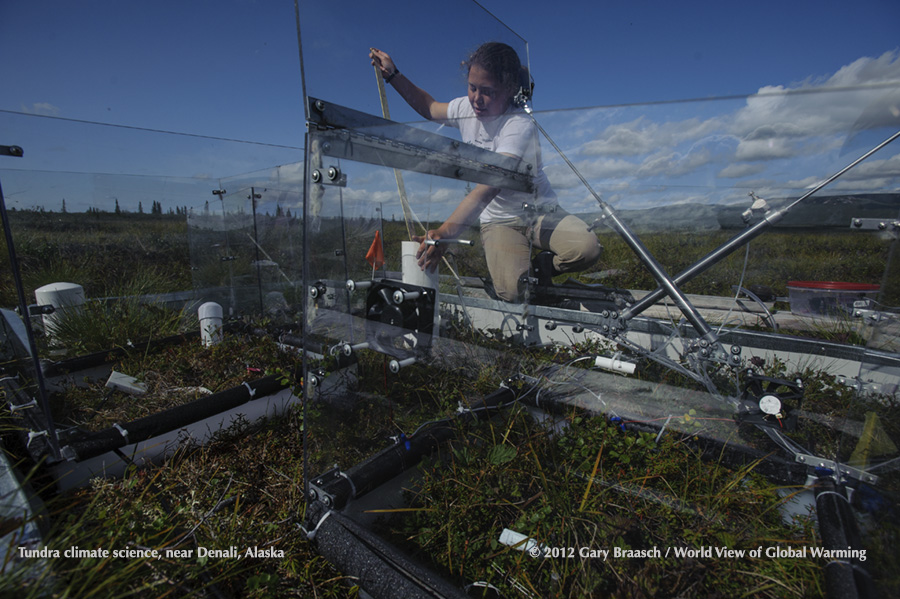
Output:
787 281 880 291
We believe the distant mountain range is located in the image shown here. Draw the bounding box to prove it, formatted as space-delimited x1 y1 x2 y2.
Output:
581 193 900 232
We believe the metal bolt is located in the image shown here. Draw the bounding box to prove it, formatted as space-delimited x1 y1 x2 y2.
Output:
311 170 321 183
853 219 863 228
327 166 340 181
315 100 326 112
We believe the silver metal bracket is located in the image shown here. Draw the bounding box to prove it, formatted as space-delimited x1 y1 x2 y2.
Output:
795 454 878 485
850 217 900 238
310 166 346 187
686 336 743 367
307 98 533 193
308 466 343 508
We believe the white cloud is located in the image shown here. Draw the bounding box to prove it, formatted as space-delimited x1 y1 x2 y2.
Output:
21 102 61 116
732 50 900 157
582 116 724 158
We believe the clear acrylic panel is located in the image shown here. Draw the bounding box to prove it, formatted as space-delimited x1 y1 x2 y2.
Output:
297 1 527 122
0 0 306 467
188 180 303 321
297 1 900 592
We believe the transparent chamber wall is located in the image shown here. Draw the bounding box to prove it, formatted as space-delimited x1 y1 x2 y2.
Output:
297 0 900 459
297 0 900 593
0 0 306 453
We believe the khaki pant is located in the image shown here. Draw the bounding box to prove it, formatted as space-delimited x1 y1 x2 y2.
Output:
481 211 602 302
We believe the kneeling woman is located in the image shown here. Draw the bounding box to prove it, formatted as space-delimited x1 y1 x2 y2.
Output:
369 42 601 302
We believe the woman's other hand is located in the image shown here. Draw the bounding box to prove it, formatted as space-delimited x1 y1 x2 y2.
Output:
369 47 397 79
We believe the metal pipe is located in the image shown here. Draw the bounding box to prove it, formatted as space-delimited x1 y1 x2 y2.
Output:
0 154 62 462
523 110 717 340
623 129 900 321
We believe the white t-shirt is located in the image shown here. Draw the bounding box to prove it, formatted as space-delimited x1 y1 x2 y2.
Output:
446 97 558 223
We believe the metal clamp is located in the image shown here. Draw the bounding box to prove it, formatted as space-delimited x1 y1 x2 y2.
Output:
795 454 877 485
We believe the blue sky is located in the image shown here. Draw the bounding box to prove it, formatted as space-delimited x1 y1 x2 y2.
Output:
1 0 898 215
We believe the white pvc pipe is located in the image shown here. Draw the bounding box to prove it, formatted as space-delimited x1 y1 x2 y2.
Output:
401 240 440 336
594 355 637 375
198 302 223 347
401 241 438 290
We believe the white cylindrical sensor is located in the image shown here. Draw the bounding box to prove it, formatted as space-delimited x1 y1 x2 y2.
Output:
34 282 85 337
199 301 224 347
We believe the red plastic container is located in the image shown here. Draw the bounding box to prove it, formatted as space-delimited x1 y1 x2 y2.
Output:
787 281 880 316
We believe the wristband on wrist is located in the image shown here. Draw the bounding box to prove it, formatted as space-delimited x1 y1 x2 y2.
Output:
384 68 399 84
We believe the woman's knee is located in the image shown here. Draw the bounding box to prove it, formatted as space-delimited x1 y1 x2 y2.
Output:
555 231 602 272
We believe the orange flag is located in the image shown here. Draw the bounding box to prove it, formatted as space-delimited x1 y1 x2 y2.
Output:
365 230 384 269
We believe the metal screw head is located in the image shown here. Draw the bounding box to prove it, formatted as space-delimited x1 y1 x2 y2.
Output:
311 170 322 183
315 100 326 112
327 166 340 180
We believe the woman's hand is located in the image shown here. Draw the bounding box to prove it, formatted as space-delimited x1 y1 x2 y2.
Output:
369 48 397 80
412 230 446 273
